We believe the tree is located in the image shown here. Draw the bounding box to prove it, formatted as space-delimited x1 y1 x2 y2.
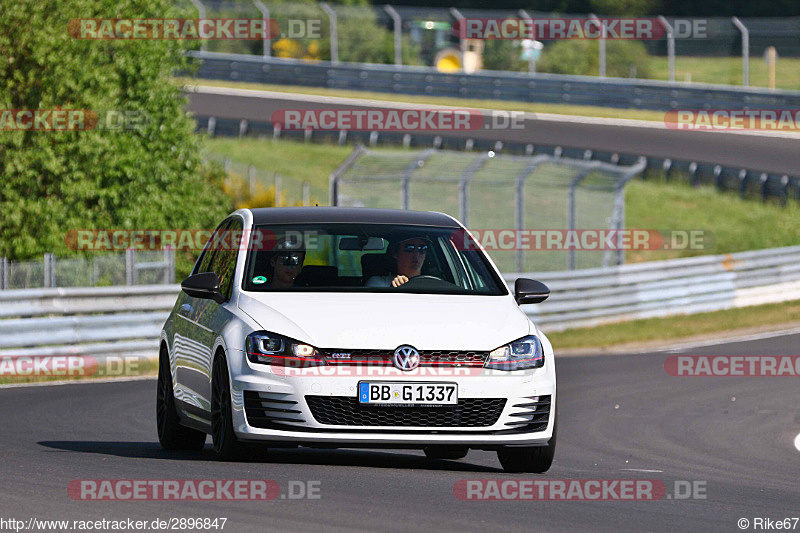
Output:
0 0 231 261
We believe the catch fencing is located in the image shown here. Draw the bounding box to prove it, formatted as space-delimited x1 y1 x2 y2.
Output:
0 249 175 290
1 245 798 360
329 146 646 271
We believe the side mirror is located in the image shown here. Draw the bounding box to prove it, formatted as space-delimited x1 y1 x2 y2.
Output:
514 278 550 305
181 272 226 304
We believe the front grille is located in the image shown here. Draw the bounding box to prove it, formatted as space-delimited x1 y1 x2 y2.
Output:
501 395 551 433
305 396 506 427
244 391 307 430
319 349 489 367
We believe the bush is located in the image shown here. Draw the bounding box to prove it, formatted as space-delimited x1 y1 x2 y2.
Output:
482 40 528 72
537 39 653 78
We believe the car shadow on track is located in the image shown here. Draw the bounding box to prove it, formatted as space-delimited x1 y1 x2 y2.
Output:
37 441 502 472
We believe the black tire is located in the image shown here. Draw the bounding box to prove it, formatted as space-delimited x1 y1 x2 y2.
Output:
497 409 557 473
424 446 469 460
211 354 250 461
157 346 206 451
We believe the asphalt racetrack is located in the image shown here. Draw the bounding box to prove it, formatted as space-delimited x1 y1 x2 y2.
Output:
1 332 798 532
186 88 800 177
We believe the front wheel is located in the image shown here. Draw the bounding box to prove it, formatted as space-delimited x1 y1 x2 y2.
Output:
156 347 206 451
211 355 249 461
497 409 557 473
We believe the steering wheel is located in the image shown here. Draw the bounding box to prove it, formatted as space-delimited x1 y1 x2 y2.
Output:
396 274 446 288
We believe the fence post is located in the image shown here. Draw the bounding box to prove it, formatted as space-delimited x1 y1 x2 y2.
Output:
449 8 466 73
320 2 339 64
189 0 207 52
126 248 136 286
165 247 175 284
732 17 749 87
589 14 606 78
249 165 257 197
513 156 546 272
384 5 403 67
43 253 55 288
302 181 311 206
658 16 675 82
567 169 593 270
253 0 271 58
0 257 7 290
329 144 367 206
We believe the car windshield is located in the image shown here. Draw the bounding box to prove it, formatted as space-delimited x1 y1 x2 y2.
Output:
242 223 507 295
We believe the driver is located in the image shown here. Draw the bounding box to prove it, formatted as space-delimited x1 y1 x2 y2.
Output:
365 236 429 288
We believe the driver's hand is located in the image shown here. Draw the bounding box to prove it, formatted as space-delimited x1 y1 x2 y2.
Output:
391 275 409 287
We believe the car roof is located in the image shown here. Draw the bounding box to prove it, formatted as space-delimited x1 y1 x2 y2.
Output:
248 207 461 228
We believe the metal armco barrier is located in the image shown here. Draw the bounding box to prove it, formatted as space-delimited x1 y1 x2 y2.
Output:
188 51 800 112
0 285 179 360
509 245 800 331
1 246 799 358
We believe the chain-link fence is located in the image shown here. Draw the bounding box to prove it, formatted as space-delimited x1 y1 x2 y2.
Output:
330 146 645 272
0 250 175 290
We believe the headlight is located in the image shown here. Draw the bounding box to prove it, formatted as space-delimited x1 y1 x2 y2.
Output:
246 331 323 366
485 335 544 371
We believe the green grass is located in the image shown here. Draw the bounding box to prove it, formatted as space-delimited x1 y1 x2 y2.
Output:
647 56 800 91
625 176 800 262
203 136 356 206
549 299 800 350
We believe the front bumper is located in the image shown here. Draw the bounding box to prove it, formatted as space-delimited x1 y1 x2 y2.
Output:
228 350 556 448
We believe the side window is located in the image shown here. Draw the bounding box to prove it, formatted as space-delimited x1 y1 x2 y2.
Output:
212 217 242 300
193 220 230 275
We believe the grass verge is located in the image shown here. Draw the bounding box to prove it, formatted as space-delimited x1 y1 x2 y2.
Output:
548 299 800 351
647 56 800 91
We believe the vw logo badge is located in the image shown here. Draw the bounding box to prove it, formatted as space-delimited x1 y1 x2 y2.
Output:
393 345 420 371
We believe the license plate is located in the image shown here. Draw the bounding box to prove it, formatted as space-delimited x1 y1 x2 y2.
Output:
358 382 458 406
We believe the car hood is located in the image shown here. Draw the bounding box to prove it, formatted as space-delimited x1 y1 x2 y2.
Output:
237 291 532 351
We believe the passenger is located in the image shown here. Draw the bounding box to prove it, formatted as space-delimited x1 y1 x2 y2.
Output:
267 240 305 288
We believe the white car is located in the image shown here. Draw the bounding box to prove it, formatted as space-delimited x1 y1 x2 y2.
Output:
158 207 557 473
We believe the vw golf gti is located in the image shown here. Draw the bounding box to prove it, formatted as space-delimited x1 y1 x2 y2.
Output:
158 207 556 472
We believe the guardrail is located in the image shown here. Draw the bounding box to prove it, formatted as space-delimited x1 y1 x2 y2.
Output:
2 246 799 359
189 50 800 112
0 285 179 360
510 245 800 331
